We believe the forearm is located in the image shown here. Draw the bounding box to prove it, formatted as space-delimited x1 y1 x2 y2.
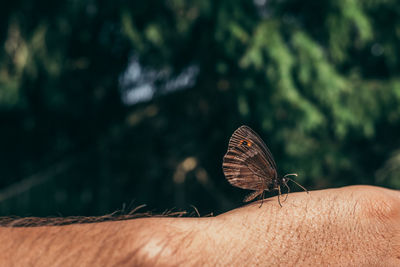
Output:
0 217 219 267
0 221 132 266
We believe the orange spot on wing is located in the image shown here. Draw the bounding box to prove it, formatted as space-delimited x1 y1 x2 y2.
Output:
239 140 252 147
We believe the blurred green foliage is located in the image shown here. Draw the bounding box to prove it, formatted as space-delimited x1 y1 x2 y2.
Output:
1 0 400 216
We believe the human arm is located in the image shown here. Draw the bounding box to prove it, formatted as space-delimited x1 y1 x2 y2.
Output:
0 185 399 266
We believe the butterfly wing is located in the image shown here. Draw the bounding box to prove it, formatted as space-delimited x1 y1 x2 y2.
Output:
222 125 277 190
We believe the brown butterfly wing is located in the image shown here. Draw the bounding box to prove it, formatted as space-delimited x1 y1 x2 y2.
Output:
222 125 277 190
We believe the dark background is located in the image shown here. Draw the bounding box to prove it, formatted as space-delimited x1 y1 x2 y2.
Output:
1 0 400 217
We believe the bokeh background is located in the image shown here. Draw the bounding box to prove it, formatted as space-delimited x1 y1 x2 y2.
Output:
1 0 400 217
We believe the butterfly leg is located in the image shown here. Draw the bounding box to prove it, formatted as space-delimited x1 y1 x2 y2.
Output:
283 183 290 202
258 191 265 208
277 186 283 207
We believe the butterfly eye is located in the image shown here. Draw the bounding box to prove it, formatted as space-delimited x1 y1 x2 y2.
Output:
239 140 252 147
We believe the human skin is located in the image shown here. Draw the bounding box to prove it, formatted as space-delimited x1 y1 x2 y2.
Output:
0 185 399 266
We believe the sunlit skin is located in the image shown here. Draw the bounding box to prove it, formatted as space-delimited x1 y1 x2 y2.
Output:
0 185 399 266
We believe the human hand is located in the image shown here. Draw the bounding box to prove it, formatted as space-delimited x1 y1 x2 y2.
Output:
135 185 400 266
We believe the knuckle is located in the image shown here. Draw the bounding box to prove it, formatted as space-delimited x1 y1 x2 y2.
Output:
358 189 400 222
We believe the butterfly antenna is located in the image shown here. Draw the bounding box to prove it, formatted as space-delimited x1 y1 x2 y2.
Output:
286 178 309 194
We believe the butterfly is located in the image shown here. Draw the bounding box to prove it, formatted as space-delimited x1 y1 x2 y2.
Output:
222 125 308 207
